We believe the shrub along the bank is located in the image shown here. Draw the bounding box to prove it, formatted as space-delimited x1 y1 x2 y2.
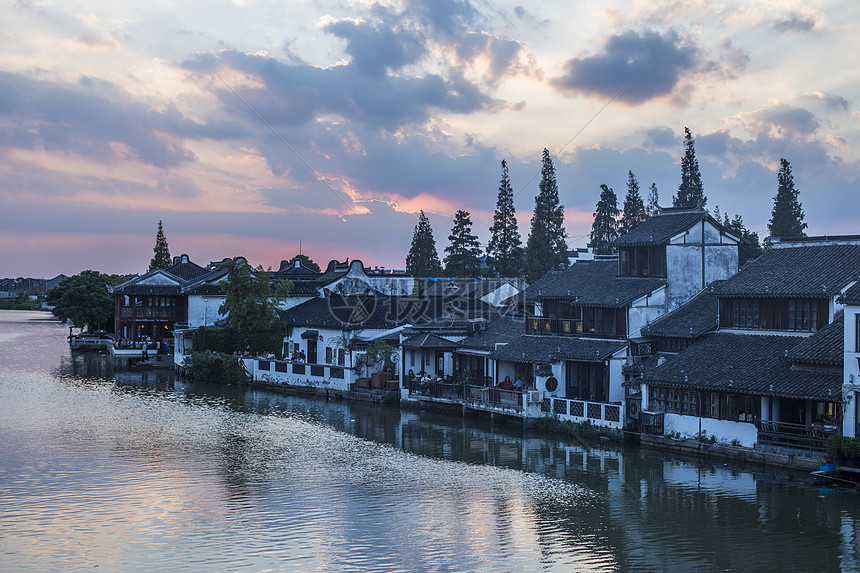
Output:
183 351 250 384
189 326 284 358
826 434 860 465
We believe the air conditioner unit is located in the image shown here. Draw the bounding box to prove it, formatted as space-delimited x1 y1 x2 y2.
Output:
526 390 542 404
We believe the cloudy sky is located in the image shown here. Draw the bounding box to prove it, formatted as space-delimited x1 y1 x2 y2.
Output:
2 0 859 278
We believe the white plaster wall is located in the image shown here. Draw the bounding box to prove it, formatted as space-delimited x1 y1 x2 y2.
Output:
666 245 704 309
704 245 739 284
186 295 226 327
481 283 520 307
608 357 625 403
844 304 860 437
663 413 759 447
628 287 668 337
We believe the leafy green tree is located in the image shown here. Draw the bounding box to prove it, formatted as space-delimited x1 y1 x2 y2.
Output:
768 158 807 240
289 254 321 273
218 258 289 355
525 149 568 282
46 270 114 332
406 210 443 277
487 160 523 277
149 220 172 271
364 340 393 377
723 213 763 267
647 182 660 215
619 171 648 236
673 127 706 208
590 184 620 255
444 210 483 277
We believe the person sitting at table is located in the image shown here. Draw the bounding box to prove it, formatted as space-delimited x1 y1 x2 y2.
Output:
499 376 513 389
513 377 524 390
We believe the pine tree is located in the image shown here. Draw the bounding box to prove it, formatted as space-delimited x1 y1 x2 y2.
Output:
590 184 620 255
673 127 706 208
444 210 482 277
525 149 568 282
647 182 660 215
149 220 171 271
406 210 443 277
768 158 807 240
619 171 648 236
487 160 523 277
723 213 763 267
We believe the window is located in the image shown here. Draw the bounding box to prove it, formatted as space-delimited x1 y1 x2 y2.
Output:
338 348 345 366
788 300 817 332
325 347 333 364
722 298 826 332
619 247 667 277
856 314 860 353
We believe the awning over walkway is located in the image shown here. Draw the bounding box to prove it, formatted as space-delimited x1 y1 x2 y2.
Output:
401 333 459 350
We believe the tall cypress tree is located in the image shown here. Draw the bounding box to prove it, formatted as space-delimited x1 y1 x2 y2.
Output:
590 184 620 255
768 158 807 240
647 182 660 215
487 160 523 277
723 213 763 267
444 210 482 277
525 149 568 282
673 127 706 208
619 171 648 236
406 210 443 277
149 220 171 271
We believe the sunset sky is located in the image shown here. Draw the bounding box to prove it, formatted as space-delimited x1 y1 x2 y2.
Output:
2 0 859 278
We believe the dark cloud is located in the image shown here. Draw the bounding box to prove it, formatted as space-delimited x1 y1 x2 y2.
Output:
801 92 851 111
0 71 211 168
456 33 525 79
185 50 500 131
772 12 817 33
322 16 426 77
642 127 677 150
740 104 820 141
551 30 700 105
403 0 478 38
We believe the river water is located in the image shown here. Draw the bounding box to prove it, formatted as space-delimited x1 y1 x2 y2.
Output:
1 310 859 572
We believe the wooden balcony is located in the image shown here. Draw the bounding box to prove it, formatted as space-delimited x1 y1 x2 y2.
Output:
756 420 837 452
525 316 582 336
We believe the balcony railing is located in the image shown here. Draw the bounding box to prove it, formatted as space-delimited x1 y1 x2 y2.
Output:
252 359 354 391
540 396 623 428
526 316 582 336
409 381 524 410
756 420 837 452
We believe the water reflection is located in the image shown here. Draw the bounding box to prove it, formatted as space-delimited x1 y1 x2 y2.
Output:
2 310 860 572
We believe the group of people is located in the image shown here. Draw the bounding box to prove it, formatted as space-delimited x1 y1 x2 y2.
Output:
405 370 527 390
290 350 307 362
497 376 525 390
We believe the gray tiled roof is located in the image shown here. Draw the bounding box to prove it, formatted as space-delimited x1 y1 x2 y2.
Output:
641 332 840 400
525 259 665 306
280 293 402 330
788 313 844 366
643 282 721 339
401 333 459 349
715 243 860 298
491 334 627 364
165 258 208 281
613 208 713 247
459 318 524 351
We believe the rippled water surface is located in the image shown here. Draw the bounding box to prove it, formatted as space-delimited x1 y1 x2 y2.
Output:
2 310 860 572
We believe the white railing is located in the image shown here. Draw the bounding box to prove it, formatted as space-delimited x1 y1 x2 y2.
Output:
541 396 623 429
250 359 355 392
